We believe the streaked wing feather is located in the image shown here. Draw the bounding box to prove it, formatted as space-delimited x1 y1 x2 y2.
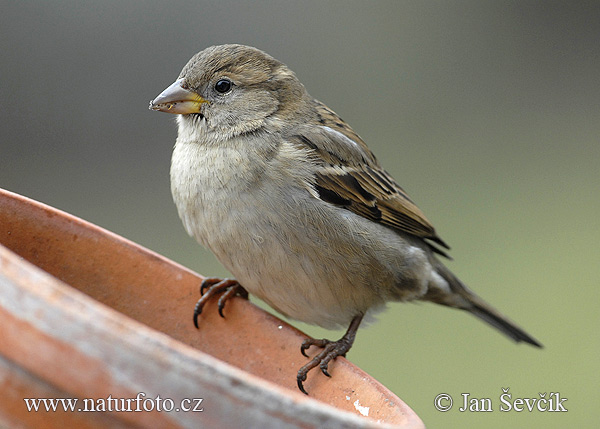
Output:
289 104 450 256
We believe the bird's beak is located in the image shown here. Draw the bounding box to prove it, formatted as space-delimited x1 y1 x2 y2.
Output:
149 78 209 114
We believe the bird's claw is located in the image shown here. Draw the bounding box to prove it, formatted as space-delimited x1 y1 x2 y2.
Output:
296 337 351 395
295 315 363 395
193 278 248 328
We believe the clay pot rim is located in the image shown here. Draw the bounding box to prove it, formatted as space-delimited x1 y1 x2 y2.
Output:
0 188 423 428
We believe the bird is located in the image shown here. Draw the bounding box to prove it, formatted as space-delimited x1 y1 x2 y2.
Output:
149 44 542 395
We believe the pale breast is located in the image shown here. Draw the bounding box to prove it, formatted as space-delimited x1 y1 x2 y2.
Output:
170 136 436 328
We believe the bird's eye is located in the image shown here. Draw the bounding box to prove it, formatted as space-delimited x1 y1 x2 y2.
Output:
214 79 232 94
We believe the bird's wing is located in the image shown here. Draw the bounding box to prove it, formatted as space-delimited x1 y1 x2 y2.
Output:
288 102 450 257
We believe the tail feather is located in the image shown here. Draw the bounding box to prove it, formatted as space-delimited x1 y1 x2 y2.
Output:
429 261 543 348
466 299 543 347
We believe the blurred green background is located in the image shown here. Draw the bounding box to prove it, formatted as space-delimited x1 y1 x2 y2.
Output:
2 1 598 427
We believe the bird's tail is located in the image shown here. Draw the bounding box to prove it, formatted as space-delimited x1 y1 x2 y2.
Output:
428 261 542 348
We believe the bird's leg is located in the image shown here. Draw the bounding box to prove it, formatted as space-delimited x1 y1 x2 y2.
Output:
193 278 249 328
297 314 364 395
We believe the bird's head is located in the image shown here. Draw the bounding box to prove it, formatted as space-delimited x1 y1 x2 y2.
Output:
150 44 308 142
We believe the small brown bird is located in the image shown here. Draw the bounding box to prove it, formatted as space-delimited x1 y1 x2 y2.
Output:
150 44 541 394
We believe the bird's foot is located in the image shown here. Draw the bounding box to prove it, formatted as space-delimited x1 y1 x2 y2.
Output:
296 314 363 395
193 277 248 328
296 337 351 395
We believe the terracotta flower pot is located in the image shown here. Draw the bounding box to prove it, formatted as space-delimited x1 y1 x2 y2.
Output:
0 188 423 428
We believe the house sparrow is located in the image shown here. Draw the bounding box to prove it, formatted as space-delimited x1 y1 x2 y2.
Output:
150 44 542 394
